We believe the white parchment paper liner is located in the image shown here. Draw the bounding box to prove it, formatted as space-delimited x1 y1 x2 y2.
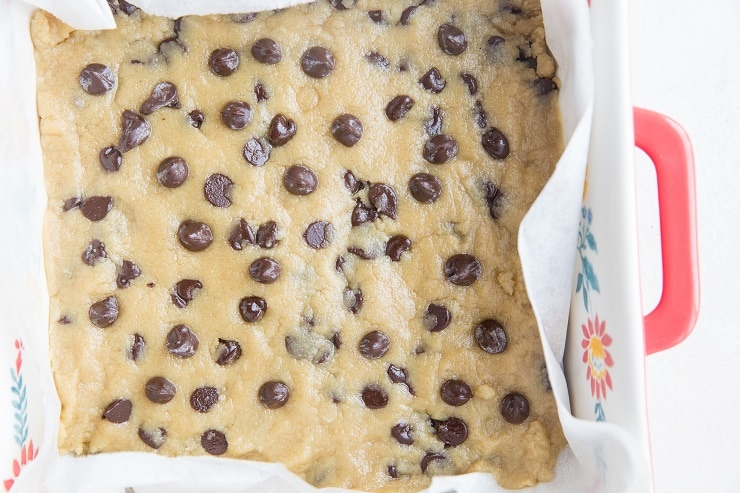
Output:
0 0 647 491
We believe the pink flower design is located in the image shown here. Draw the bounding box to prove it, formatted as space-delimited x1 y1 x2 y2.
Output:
581 315 614 400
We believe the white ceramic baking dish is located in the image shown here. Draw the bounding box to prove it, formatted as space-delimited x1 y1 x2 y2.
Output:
0 0 699 491
563 1 699 492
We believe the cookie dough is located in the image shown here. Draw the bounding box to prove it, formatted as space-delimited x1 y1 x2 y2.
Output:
33 0 566 490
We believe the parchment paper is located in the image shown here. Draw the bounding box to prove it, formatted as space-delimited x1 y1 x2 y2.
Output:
0 0 646 491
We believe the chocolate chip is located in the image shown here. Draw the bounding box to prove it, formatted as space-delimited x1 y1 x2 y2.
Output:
387 364 414 394
386 235 411 261
166 324 199 358
423 134 458 164
99 146 122 172
221 101 252 130
171 279 202 308
81 196 113 221
254 82 269 102
58 315 72 324
89 296 118 328
388 465 398 479
348 246 377 260
81 239 106 266
359 330 390 359
475 319 507 354
228 219 256 250
368 10 383 23
145 376 176 404
259 381 290 409
130 333 145 362
118 0 138 15
243 138 270 166
421 452 447 473
140 81 180 115
118 110 151 153
474 100 488 129
188 109 205 128
419 68 445 94
173 17 183 35
209 48 240 76
301 47 335 78
440 380 473 406
391 423 414 445
423 304 451 332
158 35 186 59
444 254 481 286
399 6 417 25
147 282 155 288
501 392 530 424
361 385 388 409
344 170 360 194
409 173 442 203
138 427 166 449
460 73 478 96
437 24 467 55
365 52 390 69
201 429 228 455
304 221 334 249
79 64 115 95
156 156 189 188
190 387 219 413
283 164 318 195
436 417 468 446
385 95 414 121
351 199 378 226
484 181 504 219
425 106 443 136
331 331 342 349
249 257 281 284
102 398 132 423
251 38 282 64
204 173 233 208
216 339 242 365
177 220 213 252
331 114 363 147
256 221 280 248
343 286 363 314
369 183 397 218
533 78 558 96
268 114 297 146
488 35 506 50
517 45 537 69
116 260 141 288
239 296 267 323
63 196 82 211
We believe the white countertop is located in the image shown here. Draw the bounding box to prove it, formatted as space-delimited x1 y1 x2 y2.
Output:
629 0 740 491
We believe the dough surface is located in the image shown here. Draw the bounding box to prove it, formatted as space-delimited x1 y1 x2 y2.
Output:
33 0 566 490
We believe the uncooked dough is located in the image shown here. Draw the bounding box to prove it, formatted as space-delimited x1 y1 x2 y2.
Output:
33 0 566 490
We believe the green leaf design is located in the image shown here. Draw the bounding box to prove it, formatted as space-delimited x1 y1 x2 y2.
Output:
583 285 589 310
576 272 583 293
586 232 598 253
583 257 600 294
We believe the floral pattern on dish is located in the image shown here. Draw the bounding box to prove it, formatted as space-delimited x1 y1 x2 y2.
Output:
3 340 38 492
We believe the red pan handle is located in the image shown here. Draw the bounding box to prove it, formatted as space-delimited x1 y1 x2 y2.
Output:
634 107 699 355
